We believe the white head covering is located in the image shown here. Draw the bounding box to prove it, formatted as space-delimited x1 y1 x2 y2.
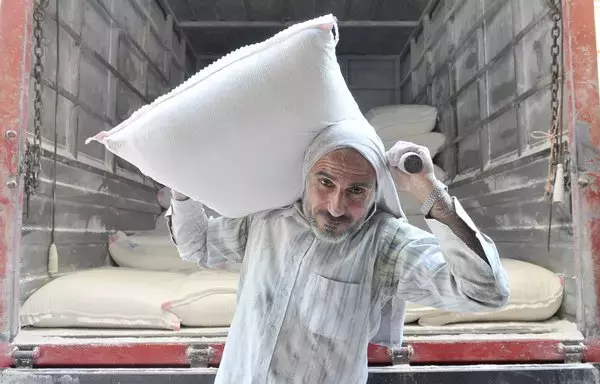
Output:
302 118 408 350
302 118 406 220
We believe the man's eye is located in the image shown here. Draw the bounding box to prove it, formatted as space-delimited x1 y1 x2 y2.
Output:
349 187 365 195
320 179 334 187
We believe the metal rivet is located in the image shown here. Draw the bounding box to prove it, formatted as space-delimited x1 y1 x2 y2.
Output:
6 179 18 189
5 130 16 139
578 177 590 187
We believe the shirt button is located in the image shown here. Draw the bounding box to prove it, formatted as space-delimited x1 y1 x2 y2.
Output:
280 289 288 297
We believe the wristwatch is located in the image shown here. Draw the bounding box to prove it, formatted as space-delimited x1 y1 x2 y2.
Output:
419 179 448 216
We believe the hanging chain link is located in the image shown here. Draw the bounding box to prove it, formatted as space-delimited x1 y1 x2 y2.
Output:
545 0 564 250
542 0 563 200
24 0 49 216
549 10 561 135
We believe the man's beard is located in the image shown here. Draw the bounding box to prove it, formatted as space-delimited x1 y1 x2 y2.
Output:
302 200 367 244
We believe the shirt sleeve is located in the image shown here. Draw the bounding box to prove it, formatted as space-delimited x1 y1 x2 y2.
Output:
378 197 510 313
165 199 251 269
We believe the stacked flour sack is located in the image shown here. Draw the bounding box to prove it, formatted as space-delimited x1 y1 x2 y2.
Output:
20 186 242 331
365 104 445 232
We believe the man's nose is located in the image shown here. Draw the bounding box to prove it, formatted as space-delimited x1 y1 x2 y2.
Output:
328 191 345 217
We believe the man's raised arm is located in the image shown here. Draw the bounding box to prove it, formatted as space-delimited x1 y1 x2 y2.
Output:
381 142 510 312
165 191 251 269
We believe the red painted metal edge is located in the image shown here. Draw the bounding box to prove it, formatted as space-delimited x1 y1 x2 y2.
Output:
368 344 391 365
34 344 190 367
0 0 33 347
209 343 225 367
0 343 14 368
27 340 569 367
584 337 600 363
369 340 565 365
410 340 565 364
563 0 600 338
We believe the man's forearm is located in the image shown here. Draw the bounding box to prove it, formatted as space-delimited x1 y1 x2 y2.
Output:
426 192 488 264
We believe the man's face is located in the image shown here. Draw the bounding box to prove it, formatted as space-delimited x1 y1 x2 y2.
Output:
303 148 377 243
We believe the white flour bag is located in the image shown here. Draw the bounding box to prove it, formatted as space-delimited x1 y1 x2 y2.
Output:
86 14 363 218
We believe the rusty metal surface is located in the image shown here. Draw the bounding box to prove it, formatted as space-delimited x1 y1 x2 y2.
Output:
562 0 600 338
0 0 33 349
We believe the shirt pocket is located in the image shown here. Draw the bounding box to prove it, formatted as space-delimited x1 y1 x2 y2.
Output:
299 272 362 341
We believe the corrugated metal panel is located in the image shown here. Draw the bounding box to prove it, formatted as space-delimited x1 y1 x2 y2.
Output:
165 0 427 55
166 0 430 22
342 56 402 113
20 0 186 301
401 0 576 319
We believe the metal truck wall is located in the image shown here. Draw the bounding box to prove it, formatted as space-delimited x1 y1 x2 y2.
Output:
399 0 577 321
0 0 33 357
19 0 410 304
338 56 402 113
20 0 196 301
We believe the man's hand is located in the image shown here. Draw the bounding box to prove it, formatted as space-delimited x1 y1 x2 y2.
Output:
171 189 190 201
385 141 437 204
386 141 487 259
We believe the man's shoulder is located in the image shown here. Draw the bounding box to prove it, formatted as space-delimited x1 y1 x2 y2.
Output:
369 210 407 230
247 204 300 223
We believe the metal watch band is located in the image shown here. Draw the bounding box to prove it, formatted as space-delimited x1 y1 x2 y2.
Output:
419 179 448 216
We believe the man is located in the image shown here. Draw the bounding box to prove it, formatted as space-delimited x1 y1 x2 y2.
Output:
166 120 509 384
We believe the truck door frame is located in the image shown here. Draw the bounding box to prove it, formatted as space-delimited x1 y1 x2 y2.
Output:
0 0 32 369
563 0 600 356
2 0 600 372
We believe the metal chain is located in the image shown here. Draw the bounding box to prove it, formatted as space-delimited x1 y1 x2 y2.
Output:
542 3 562 200
549 9 562 139
24 0 49 216
546 0 563 250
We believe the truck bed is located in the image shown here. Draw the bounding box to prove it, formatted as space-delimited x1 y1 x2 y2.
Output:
10 318 586 370
2 0 600 382
14 318 581 343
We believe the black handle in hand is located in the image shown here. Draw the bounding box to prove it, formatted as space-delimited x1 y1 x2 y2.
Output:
401 152 423 174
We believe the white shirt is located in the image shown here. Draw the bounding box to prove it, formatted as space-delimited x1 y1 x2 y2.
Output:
166 197 509 384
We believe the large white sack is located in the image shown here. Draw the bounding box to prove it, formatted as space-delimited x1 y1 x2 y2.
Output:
381 132 446 154
417 259 564 326
404 302 440 323
86 15 364 218
108 231 198 272
20 268 183 330
365 105 437 136
108 231 241 273
164 269 239 327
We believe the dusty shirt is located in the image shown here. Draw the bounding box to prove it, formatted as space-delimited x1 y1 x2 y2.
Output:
166 198 509 384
